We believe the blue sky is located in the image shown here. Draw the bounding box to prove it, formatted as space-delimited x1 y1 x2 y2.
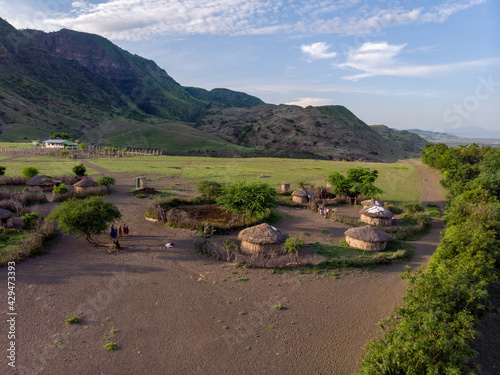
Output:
1 0 499 135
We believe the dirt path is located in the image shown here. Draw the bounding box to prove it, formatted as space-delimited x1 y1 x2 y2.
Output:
2 161 445 375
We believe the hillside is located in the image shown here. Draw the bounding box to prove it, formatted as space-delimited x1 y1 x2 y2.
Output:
195 105 424 161
0 18 427 160
408 129 500 146
0 18 262 145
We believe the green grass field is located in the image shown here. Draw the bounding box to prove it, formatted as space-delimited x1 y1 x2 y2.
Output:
0 157 100 177
84 120 251 153
0 142 36 149
88 156 423 202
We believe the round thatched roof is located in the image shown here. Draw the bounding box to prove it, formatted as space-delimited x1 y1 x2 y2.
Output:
0 208 14 220
238 223 289 245
291 188 316 198
360 205 393 218
74 178 96 187
361 199 384 207
345 225 391 242
27 175 54 186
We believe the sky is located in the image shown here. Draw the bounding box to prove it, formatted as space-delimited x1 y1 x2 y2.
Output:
1 0 499 135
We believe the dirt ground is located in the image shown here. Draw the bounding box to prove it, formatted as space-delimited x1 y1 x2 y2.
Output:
1 159 446 375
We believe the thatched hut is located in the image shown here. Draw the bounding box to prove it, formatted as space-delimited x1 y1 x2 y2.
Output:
345 225 391 251
360 205 394 226
291 189 316 204
238 223 289 256
361 199 384 208
280 183 291 194
0 208 14 228
26 175 55 192
73 178 97 193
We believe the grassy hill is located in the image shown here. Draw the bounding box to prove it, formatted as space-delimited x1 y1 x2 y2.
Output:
0 18 427 160
195 105 424 161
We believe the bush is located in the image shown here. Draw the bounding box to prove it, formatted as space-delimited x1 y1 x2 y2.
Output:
404 200 425 214
53 184 68 194
72 164 87 177
196 180 222 200
21 166 39 179
284 236 305 254
19 192 47 207
0 166 5 176
22 213 40 229
97 176 115 186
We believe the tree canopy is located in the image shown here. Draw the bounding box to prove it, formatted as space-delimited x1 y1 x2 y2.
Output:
327 167 382 200
21 166 39 179
217 182 277 224
49 196 121 245
72 163 87 177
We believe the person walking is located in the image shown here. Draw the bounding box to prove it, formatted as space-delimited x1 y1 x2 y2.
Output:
110 225 117 239
118 225 123 237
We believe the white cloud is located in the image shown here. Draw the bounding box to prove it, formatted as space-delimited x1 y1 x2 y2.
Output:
285 98 333 107
338 42 500 81
300 42 337 61
3 0 487 40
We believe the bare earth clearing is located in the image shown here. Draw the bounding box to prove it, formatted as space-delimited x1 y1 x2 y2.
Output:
2 160 445 375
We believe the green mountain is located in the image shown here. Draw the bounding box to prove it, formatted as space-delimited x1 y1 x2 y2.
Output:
0 18 263 145
0 18 427 160
195 105 425 161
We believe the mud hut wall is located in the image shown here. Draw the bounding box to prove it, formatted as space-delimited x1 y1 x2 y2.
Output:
360 214 392 226
240 241 285 256
292 196 308 204
1 217 13 228
281 183 291 193
345 236 386 251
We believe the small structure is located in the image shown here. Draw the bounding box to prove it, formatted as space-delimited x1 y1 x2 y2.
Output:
344 225 391 251
42 139 78 149
291 188 316 204
0 208 14 228
238 223 289 256
280 183 290 193
136 176 146 189
27 175 56 192
361 199 384 208
359 205 394 226
73 177 97 193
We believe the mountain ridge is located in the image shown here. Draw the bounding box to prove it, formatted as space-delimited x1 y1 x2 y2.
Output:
0 18 427 161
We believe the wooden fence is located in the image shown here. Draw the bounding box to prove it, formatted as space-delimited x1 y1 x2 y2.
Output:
0 146 163 158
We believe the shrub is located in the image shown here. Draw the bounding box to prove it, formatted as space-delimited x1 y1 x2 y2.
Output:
284 236 305 254
0 166 5 176
19 192 47 207
72 164 87 177
53 184 68 194
97 175 116 186
21 166 39 179
196 180 222 200
22 213 40 229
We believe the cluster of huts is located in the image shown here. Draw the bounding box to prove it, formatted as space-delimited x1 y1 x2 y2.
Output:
0 176 99 229
233 198 395 256
26 175 97 193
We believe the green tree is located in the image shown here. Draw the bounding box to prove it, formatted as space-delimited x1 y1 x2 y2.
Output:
21 166 39 179
51 132 72 141
72 163 87 178
79 143 86 151
0 166 5 176
97 176 116 186
49 197 121 245
217 182 277 224
327 167 382 201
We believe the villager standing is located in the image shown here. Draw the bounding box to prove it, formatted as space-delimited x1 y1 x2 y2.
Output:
118 225 123 236
110 225 117 239
123 224 129 236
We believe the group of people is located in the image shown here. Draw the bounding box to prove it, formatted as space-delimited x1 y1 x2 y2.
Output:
110 224 129 239
318 207 336 216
